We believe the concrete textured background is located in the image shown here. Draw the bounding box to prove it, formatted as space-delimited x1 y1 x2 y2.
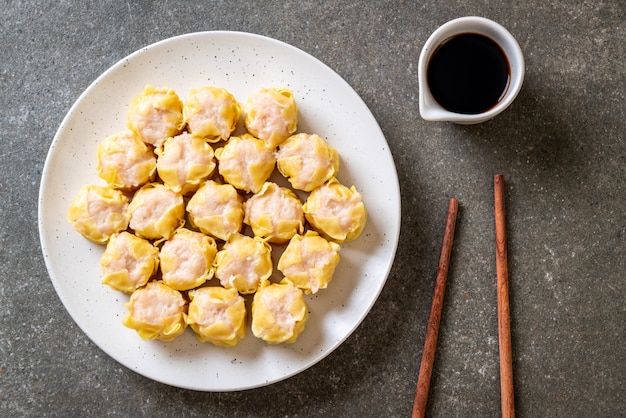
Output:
1 1 624 416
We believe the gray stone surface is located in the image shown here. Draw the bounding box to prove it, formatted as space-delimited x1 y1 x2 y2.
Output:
1 1 624 416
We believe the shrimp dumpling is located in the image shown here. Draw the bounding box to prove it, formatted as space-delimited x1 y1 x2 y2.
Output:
155 132 216 195
243 182 304 243
186 180 244 241
96 130 156 191
276 133 339 192
244 87 298 149
303 178 367 242
127 85 184 148
251 281 308 344
213 233 272 295
100 231 159 293
214 134 276 193
187 286 246 347
183 86 241 142
122 281 187 341
159 228 218 291
277 230 340 294
127 183 185 241
67 184 130 244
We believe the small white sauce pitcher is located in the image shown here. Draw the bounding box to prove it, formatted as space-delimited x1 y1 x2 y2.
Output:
418 16 525 124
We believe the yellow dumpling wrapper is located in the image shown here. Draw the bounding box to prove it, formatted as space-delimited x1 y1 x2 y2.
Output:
96 130 157 191
123 281 187 341
244 87 298 149
303 178 367 242
155 132 216 195
251 281 308 344
278 230 341 294
214 134 276 193
276 133 339 192
159 228 217 291
100 231 159 293
127 85 184 148
127 183 185 241
183 86 241 142
187 286 246 347
243 182 304 243
67 184 130 244
213 233 272 294
186 180 244 241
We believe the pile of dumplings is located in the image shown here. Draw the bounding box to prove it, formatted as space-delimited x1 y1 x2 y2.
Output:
67 85 367 346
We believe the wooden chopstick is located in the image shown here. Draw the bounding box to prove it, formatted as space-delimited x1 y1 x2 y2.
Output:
412 198 458 418
494 174 515 418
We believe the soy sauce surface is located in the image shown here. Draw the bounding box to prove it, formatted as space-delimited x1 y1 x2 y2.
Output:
427 33 510 114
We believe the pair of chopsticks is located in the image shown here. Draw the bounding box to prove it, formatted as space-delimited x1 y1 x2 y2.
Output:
411 174 515 418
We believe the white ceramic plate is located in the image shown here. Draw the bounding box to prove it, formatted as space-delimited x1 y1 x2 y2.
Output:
38 31 400 391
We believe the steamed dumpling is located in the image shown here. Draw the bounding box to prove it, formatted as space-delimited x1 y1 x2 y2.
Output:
303 178 367 242
186 180 244 241
127 183 185 241
214 134 276 193
276 133 339 192
251 281 308 344
100 231 159 293
183 86 241 142
122 281 187 341
277 230 340 294
213 233 272 295
159 228 217 291
96 130 156 191
243 182 304 243
127 85 184 148
155 132 216 195
244 87 298 149
187 286 246 347
67 184 130 244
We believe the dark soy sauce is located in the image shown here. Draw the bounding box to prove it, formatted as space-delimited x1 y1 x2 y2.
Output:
427 33 510 114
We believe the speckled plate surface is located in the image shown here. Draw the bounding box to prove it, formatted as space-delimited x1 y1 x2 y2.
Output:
38 31 400 391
